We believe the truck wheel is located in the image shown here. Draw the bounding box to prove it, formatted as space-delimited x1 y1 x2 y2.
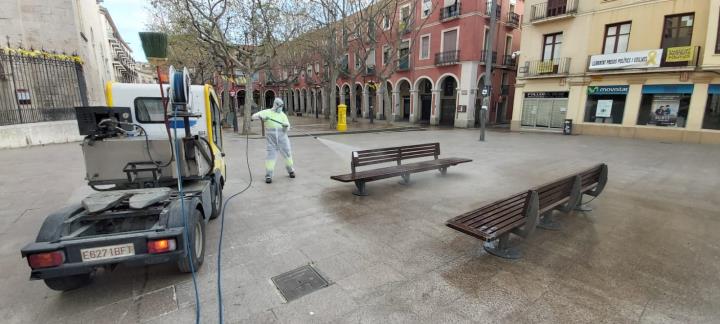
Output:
209 181 222 220
43 274 91 291
178 208 206 273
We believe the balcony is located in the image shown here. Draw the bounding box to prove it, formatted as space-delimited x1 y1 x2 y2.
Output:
530 0 578 23
522 58 571 77
479 50 498 64
485 4 501 18
507 12 520 28
435 50 460 66
440 3 461 21
500 55 517 69
399 20 413 35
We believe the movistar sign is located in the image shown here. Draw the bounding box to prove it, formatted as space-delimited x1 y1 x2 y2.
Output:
587 85 629 95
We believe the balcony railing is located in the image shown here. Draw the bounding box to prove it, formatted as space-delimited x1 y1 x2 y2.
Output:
440 3 461 21
523 58 571 77
501 55 517 68
485 4 501 18
530 0 578 22
435 50 460 65
480 50 498 64
507 12 520 28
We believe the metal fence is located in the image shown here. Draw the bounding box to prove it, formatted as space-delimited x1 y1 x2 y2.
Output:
0 51 87 126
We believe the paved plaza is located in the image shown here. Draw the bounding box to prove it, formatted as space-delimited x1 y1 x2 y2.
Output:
0 124 719 323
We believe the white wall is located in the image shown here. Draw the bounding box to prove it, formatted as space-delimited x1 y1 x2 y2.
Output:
0 121 83 149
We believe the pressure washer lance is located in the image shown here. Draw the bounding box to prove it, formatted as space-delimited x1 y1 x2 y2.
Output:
261 117 319 139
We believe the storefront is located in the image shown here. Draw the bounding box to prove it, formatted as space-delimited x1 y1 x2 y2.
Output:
637 84 693 128
704 85 720 130
584 85 628 124
520 91 568 129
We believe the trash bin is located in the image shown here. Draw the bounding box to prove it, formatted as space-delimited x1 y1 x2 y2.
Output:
563 119 573 135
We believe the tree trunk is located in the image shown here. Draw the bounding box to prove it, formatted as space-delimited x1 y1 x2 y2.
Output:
383 80 392 125
242 75 254 134
349 82 357 122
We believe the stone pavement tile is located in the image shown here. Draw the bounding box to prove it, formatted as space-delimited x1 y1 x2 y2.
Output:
271 284 359 324
71 286 178 324
335 263 407 299
314 249 377 282
334 303 422 324
222 281 284 321
639 290 720 324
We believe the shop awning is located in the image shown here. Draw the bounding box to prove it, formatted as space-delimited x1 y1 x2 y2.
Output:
709 84 720 94
642 84 694 94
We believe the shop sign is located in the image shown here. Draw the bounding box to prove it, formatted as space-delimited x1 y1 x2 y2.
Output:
524 91 569 99
589 49 662 70
665 46 694 63
587 85 629 95
641 84 694 94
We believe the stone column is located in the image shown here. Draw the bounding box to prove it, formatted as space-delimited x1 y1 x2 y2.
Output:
410 89 419 123
392 90 401 121
321 88 328 117
339 89 346 107
430 89 441 125
300 91 306 113
376 88 385 120
362 88 370 118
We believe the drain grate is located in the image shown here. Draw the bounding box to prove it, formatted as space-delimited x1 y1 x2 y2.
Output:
271 265 329 302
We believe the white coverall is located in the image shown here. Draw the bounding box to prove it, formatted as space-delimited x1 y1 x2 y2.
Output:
251 99 295 179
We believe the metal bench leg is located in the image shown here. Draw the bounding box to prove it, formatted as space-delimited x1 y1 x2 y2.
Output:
573 194 593 212
352 181 368 196
439 167 448 176
483 232 522 259
398 173 411 185
537 211 561 231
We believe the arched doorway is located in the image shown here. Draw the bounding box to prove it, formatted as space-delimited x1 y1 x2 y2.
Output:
354 84 363 117
381 81 392 120
264 90 275 109
301 89 307 113
439 76 458 126
416 78 433 123
252 90 260 112
343 84 351 107
397 79 411 121
367 82 377 119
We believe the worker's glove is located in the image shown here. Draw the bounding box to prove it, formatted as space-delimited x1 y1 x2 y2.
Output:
282 124 289 132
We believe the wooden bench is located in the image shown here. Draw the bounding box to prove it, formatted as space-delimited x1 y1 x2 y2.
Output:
330 143 472 196
446 163 608 259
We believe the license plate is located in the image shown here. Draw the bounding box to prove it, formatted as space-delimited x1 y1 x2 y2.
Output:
80 243 135 262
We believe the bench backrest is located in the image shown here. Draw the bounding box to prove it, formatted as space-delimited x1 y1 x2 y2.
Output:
535 175 577 213
578 163 608 196
351 143 440 174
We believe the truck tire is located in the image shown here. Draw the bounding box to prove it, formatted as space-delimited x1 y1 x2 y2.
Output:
209 180 222 220
43 274 91 291
178 208 206 273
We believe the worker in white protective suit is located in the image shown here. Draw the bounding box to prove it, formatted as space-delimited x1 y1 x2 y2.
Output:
251 98 296 183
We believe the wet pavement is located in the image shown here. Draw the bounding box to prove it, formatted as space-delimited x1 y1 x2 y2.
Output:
1 129 719 323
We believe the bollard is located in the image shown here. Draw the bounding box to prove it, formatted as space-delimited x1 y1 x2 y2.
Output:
337 104 347 132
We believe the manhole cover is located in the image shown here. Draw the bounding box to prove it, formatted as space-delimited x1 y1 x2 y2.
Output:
271 265 329 302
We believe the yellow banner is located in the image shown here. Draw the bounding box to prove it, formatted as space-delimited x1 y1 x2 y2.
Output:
537 61 555 73
665 46 694 63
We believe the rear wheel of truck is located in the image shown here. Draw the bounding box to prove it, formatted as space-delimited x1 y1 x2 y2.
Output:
178 208 206 273
43 274 91 291
209 181 222 220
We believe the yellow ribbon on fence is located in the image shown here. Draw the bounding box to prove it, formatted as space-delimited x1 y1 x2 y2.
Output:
2 47 84 64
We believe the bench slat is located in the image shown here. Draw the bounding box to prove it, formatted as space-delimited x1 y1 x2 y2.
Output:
331 157 472 182
452 192 527 223
465 199 527 228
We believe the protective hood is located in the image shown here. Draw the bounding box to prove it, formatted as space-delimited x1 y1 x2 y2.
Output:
272 98 285 112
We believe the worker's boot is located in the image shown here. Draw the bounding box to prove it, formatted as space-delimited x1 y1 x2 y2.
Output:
265 176 272 184
289 171 296 178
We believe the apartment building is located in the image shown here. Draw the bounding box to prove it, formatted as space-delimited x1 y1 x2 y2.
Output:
269 0 523 127
512 0 720 144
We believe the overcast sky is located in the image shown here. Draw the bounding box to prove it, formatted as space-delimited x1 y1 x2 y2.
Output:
103 0 151 62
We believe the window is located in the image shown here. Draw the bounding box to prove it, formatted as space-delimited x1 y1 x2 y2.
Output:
366 49 376 73
637 85 693 128
354 52 361 70
661 13 694 48
400 4 411 29
382 46 391 66
505 35 513 56
442 29 458 52
420 35 430 59
584 86 629 125
603 22 631 54
399 40 410 69
134 97 164 123
543 33 563 61
483 27 490 52
382 14 390 30
422 0 432 18
704 86 720 130
306 64 312 76
210 95 222 148
716 13 720 54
